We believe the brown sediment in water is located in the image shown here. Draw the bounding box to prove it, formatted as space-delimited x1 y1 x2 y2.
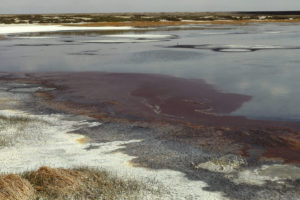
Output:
3 72 300 164
27 72 252 126
261 132 300 163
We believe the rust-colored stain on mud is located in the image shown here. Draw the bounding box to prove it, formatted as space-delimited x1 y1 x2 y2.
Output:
262 134 300 164
76 137 90 144
29 72 252 126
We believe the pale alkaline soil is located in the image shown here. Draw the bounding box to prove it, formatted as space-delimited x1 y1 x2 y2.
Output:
0 24 135 35
0 80 299 200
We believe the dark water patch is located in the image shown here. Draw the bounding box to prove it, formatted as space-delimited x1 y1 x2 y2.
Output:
13 43 79 47
28 72 251 124
130 50 202 62
80 38 169 44
21 71 300 131
62 40 74 43
68 50 99 56
213 48 257 52
168 44 300 53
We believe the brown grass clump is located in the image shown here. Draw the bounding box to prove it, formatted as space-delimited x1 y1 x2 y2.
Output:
0 174 35 200
24 167 84 199
22 166 144 200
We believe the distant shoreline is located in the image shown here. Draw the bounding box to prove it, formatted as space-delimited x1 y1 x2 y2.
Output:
63 19 300 28
1 12 300 26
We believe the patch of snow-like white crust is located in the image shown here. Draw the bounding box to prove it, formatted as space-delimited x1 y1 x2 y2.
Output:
0 24 134 35
0 109 228 200
12 36 58 39
0 81 228 199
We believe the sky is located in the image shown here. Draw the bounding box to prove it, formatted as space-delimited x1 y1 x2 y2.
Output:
0 0 299 14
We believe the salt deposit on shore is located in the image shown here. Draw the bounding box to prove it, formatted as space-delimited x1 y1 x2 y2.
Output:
0 24 134 35
0 109 228 199
0 82 228 200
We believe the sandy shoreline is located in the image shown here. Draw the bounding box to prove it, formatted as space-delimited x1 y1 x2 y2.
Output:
0 24 134 35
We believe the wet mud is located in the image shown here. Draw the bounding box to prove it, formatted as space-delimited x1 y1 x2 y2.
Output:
76 121 300 200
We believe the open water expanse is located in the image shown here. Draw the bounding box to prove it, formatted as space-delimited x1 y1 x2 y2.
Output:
1 23 300 122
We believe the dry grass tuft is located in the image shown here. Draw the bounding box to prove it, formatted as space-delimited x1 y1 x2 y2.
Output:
22 166 145 200
0 174 35 200
24 167 84 199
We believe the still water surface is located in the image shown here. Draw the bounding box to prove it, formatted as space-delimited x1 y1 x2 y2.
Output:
1 23 300 122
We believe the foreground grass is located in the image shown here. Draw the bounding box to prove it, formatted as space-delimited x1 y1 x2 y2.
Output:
0 174 34 200
0 166 151 200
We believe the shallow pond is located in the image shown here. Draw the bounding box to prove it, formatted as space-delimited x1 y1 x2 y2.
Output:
1 23 300 122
